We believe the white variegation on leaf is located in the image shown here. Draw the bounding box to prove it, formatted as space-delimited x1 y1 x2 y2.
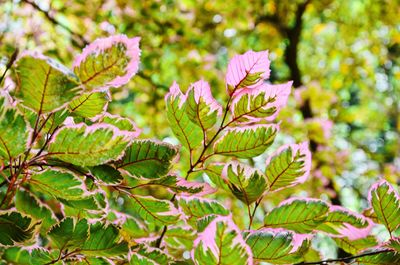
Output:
213 124 278 158
369 180 400 235
15 52 82 113
230 82 292 124
48 123 131 167
192 216 253 265
165 81 203 150
185 80 222 130
265 142 311 191
225 50 270 95
73 35 140 91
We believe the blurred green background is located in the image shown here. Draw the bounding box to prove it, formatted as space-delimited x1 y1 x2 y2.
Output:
1 0 399 239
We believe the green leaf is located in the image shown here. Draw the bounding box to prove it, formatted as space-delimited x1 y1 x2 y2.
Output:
30 249 61 265
98 113 141 136
224 161 267 205
202 164 228 190
316 205 370 237
15 189 57 233
136 245 173 264
177 196 229 220
81 222 128 257
69 91 110 118
129 195 180 225
245 229 310 264
355 250 400 264
185 80 221 130
15 53 81 113
48 123 131 166
230 82 291 123
29 169 86 200
90 165 123 184
387 237 400 252
333 236 377 255
73 35 140 91
0 97 29 160
130 253 158 265
165 226 196 251
193 216 252 265
0 211 35 246
369 180 400 234
263 199 329 233
1 247 31 265
117 140 178 179
213 124 278 158
48 218 88 250
120 216 148 239
265 142 311 191
165 82 203 151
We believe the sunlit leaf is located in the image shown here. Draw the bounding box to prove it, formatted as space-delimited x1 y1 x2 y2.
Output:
224 161 267 204
192 216 252 265
0 97 29 160
213 124 278 158
265 142 312 191
369 180 400 234
15 53 81 113
333 236 377 255
48 217 88 250
263 199 329 233
73 35 140 91
48 123 131 166
69 91 110 118
0 211 35 246
117 140 178 179
225 50 270 95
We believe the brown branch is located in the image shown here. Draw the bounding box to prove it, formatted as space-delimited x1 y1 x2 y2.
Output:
294 249 393 265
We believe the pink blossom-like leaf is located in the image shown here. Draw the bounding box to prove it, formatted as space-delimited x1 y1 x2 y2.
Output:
225 50 270 95
265 141 312 191
73 35 140 91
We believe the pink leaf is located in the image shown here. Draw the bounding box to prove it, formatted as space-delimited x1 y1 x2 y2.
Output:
225 50 270 95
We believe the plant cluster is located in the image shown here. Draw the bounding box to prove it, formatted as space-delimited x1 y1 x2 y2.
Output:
0 35 399 264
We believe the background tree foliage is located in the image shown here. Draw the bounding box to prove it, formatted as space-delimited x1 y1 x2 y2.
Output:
0 0 399 262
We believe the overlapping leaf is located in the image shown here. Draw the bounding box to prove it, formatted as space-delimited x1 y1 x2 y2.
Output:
185 80 222 130
48 123 131 166
369 180 400 234
192 216 252 265
48 218 88 250
316 205 371 238
177 196 229 219
117 140 178 179
98 113 141 137
15 190 57 233
69 91 110 118
213 124 278 158
355 250 400 264
129 195 180 225
225 50 270 95
224 161 267 204
230 82 291 124
0 211 35 246
81 222 128 257
0 97 29 160
16 53 81 113
333 236 377 255
263 199 329 233
265 142 312 191
165 82 203 150
245 228 310 264
73 35 140 91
